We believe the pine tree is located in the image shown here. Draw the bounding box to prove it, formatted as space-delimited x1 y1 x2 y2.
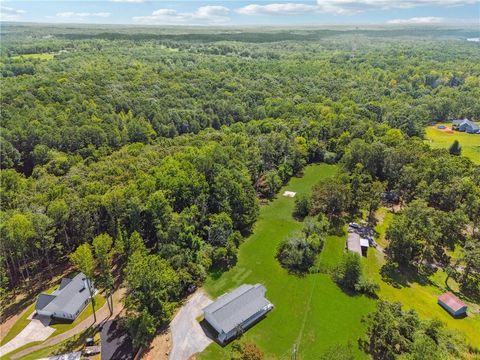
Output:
449 140 462 156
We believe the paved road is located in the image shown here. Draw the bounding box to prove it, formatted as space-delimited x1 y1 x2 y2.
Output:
169 290 213 360
0 317 56 357
101 319 133 360
11 289 125 360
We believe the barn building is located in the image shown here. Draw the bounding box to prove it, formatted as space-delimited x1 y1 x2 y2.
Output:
347 233 369 256
438 292 467 317
203 284 273 344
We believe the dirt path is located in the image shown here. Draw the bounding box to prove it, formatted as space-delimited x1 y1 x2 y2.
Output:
141 332 171 360
10 288 125 360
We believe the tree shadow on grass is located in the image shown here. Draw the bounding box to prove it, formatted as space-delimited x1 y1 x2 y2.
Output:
380 263 433 289
208 267 227 281
333 280 380 300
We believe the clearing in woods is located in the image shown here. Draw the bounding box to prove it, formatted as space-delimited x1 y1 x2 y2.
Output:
425 124 480 164
200 164 375 359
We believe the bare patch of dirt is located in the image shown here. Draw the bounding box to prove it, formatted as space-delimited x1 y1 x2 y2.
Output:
141 331 171 360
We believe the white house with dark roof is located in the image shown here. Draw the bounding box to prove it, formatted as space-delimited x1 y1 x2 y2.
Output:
203 284 273 344
36 272 94 322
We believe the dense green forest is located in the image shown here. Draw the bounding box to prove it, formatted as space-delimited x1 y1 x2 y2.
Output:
1 24 479 357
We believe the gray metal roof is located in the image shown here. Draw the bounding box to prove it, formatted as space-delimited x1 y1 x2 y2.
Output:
36 294 56 310
347 233 362 255
36 272 92 316
203 284 272 334
454 119 479 130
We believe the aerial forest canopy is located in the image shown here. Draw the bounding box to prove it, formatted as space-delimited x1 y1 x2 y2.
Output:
0 24 479 354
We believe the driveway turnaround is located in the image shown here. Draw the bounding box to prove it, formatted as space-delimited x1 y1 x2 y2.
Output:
0 317 56 357
169 290 213 360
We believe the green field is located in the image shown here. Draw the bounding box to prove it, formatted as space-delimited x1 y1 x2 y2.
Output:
201 164 375 360
425 124 480 164
365 209 480 348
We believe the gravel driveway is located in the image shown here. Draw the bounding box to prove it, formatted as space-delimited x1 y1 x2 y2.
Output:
169 290 213 360
0 316 55 357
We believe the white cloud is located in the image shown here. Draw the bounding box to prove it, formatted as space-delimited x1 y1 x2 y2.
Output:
133 5 230 25
110 0 145 3
237 3 319 16
315 0 477 14
1 5 26 21
50 12 111 22
387 16 445 24
237 0 477 16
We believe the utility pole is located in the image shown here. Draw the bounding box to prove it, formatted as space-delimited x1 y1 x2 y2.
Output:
291 344 297 360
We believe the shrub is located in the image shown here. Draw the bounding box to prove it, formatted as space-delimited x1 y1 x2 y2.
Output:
277 218 327 274
333 252 362 290
324 151 337 164
277 234 323 273
334 252 379 296
231 342 264 360
301 215 329 237
355 277 380 296
293 194 310 219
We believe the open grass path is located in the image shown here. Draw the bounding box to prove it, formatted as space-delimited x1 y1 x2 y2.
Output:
9 289 125 360
200 164 375 360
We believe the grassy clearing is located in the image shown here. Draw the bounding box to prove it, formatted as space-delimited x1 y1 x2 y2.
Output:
425 124 480 164
201 164 375 360
11 53 55 61
364 209 480 348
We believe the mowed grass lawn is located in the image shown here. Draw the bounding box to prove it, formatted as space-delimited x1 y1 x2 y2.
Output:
365 209 480 348
201 164 375 360
425 124 480 164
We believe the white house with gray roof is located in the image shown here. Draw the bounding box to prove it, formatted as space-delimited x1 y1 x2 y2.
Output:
36 272 94 322
203 284 273 344
452 119 480 134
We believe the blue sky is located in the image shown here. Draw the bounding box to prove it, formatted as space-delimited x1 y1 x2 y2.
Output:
1 0 479 26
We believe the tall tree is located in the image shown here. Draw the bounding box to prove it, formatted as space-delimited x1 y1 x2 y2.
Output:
449 140 462 156
70 243 96 322
92 233 115 315
124 251 180 349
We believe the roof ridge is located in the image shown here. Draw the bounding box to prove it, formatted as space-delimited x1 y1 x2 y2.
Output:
211 284 260 315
